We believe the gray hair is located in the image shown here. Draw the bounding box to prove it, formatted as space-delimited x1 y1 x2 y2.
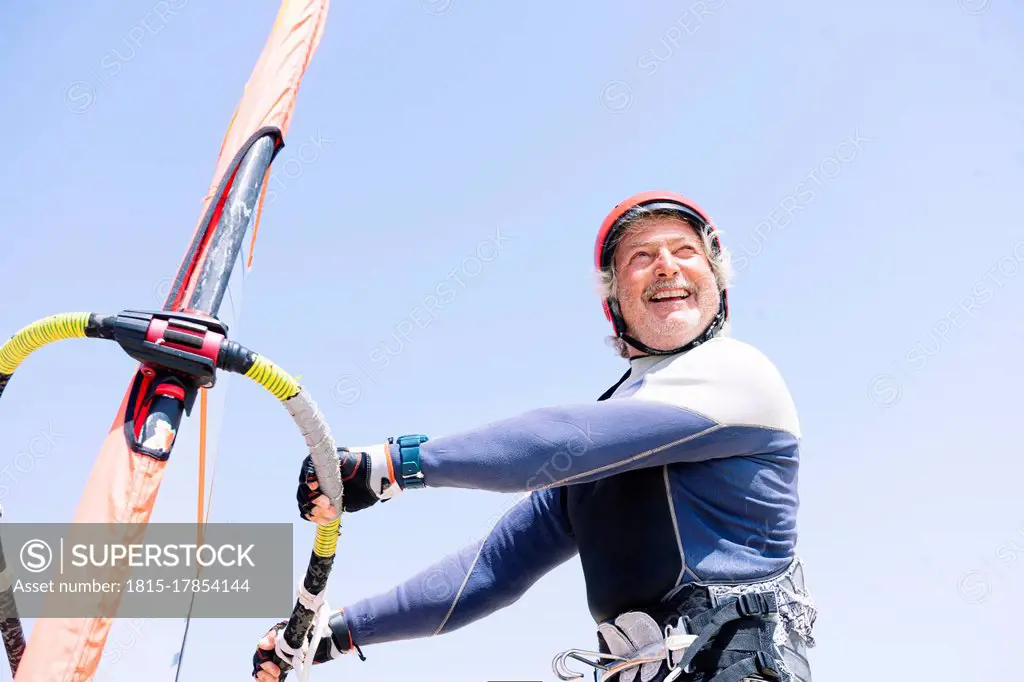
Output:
595 207 733 358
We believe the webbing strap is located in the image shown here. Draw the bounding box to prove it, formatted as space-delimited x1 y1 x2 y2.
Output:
705 651 780 682
672 592 778 676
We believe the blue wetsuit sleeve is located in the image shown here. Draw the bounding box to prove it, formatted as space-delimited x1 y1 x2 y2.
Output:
411 342 802 492
417 399 720 491
340 487 576 647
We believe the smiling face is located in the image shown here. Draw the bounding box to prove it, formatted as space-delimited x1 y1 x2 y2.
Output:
612 215 722 356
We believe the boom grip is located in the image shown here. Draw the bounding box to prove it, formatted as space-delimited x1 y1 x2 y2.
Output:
279 388 344 653
281 544 337 651
284 389 344 509
234 354 344 672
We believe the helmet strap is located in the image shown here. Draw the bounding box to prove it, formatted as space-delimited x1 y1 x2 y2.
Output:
609 295 727 358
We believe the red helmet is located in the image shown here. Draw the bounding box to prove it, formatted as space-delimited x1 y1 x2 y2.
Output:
595 190 728 349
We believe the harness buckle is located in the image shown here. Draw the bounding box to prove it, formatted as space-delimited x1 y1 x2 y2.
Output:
736 591 775 618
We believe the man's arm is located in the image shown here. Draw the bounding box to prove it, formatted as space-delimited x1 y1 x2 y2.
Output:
409 339 801 492
334 486 577 648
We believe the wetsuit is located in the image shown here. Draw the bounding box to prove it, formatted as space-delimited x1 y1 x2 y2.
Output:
332 336 816 681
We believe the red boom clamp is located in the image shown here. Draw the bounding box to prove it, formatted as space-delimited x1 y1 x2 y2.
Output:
110 310 228 388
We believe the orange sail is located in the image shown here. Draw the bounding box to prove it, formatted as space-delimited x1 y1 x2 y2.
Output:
14 2 330 680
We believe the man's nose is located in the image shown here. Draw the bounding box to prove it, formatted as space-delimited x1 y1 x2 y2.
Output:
653 247 681 276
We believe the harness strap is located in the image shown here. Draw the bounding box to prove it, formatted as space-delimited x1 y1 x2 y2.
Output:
704 652 781 682
667 589 778 675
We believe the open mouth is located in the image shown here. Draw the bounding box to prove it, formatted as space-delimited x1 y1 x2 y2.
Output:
648 289 691 303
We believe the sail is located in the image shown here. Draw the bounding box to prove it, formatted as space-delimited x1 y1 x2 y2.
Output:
13 2 330 679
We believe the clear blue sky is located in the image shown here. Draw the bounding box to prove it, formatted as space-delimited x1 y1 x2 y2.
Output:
1 1 1023 680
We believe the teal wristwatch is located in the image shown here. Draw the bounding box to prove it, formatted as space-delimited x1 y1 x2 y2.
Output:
391 434 429 489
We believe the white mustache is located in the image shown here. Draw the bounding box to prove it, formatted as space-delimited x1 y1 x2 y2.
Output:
645 278 695 299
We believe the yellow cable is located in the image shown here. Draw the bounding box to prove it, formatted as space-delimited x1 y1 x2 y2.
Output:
243 354 300 401
314 519 340 557
0 313 90 375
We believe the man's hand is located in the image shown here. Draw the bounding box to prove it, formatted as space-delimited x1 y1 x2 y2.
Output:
252 616 352 680
253 622 287 681
297 443 401 522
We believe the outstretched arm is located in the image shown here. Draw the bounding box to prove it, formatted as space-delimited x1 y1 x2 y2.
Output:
332 486 576 648
413 340 802 493
300 341 800 521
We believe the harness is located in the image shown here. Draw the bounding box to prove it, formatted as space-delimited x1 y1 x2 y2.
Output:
552 558 816 682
